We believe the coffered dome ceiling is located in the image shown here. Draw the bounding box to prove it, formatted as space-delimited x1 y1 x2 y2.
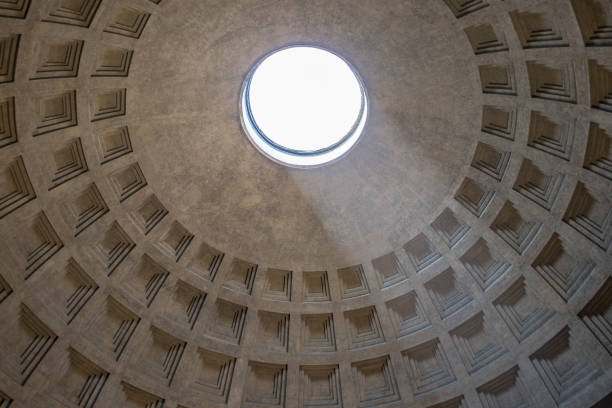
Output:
0 0 611 408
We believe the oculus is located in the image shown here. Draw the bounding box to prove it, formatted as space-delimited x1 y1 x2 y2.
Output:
241 46 367 168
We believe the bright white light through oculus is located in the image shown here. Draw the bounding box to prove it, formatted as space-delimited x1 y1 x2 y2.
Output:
241 46 367 167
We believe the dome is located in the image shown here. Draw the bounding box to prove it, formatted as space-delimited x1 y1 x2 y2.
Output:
0 0 611 407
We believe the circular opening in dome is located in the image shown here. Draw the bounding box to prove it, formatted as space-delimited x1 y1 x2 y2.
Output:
240 45 368 168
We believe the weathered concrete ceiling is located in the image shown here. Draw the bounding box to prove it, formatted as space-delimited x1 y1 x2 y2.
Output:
0 1 611 408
